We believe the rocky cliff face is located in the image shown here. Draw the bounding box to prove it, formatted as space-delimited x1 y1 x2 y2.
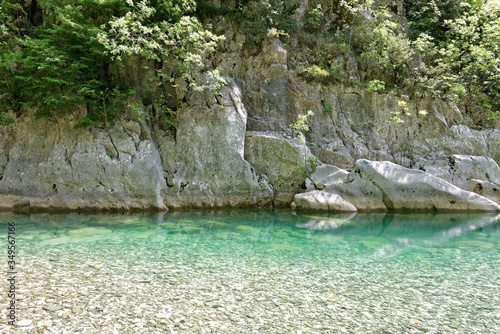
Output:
0 112 167 210
0 28 499 211
221 35 500 168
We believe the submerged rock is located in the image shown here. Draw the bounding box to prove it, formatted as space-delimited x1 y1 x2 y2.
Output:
43 304 63 312
354 159 499 211
17 319 33 327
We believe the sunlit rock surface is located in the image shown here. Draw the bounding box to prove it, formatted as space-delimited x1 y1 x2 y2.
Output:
293 190 357 212
1 22 500 211
293 159 500 212
0 114 167 210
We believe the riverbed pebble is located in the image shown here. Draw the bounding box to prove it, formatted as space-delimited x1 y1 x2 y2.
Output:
1 215 498 334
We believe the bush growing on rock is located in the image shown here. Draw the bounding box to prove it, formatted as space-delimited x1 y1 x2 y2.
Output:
0 0 224 126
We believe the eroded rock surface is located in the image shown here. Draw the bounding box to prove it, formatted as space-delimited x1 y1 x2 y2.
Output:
293 190 357 212
148 80 274 209
355 159 499 211
1 26 500 211
244 131 314 205
0 115 167 210
293 159 500 212
415 155 500 204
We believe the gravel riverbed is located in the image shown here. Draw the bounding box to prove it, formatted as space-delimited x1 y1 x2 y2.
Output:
1 212 499 333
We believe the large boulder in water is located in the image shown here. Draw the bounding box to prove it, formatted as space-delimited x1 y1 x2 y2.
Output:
307 164 387 211
351 159 500 211
244 131 315 206
293 159 500 212
293 190 357 212
416 155 500 205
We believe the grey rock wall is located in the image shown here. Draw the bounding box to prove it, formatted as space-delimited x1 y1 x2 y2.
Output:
1 27 500 211
154 81 274 209
0 114 167 210
219 31 500 169
244 131 314 205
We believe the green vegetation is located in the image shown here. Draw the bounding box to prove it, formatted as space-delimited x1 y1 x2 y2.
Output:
291 110 315 132
367 80 386 93
357 7 413 86
0 0 499 128
0 0 223 126
306 155 318 172
299 65 330 82
410 0 500 125
323 105 333 115
304 4 324 33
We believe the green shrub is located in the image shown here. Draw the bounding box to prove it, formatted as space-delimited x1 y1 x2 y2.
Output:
300 65 329 79
324 105 333 114
357 7 413 84
0 0 224 127
304 4 324 32
367 79 386 92
0 112 14 126
291 110 314 132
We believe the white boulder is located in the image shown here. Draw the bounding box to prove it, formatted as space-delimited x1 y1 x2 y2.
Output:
292 190 357 212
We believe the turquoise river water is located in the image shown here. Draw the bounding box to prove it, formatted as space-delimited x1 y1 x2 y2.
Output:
0 210 499 333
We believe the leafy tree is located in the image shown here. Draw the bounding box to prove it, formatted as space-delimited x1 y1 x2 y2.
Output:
0 0 224 127
0 0 128 121
412 0 500 124
357 7 413 85
304 4 324 33
404 0 472 42
97 0 225 92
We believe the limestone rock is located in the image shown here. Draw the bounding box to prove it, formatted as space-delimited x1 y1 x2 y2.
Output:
43 304 62 312
301 160 500 211
415 155 500 204
244 131 315 205
450 155 500 185
0 194 30 210
1 23 500 212
466 179 500 205
236 54 500 169
306 163 387 211
237 36 290 132
309 164 349 189
449 126 500 163
17 320 33 327
262 38 287 65
0 115 167 211
156 80 274 208
71 306 83 314
292 190 357 212
324 168 388 211
310 143 355 169
354 159 500 211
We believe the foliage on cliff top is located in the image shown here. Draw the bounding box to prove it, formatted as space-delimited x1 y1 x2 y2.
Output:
197 0 499 127
0 0 224 126
1 0 499 128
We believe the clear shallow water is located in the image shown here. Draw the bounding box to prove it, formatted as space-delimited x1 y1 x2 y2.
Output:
0 210 499 333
